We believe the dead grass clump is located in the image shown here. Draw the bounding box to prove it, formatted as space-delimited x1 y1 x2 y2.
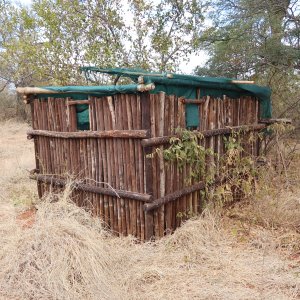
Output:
0 186 122 300
113 211 299 300
252 190 300 231
1 189 299 300
1 121 299 299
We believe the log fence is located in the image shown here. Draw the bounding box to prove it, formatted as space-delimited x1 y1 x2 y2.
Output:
24 92 266 240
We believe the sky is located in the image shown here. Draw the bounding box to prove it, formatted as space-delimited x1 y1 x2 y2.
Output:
14 0 210 74
14 0 32 5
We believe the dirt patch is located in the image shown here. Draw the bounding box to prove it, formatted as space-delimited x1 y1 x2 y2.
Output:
16 207 36 229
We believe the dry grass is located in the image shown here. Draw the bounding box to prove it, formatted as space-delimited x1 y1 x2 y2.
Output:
1 192 299 300
0 120 300 300
0 187 122 300
0 120 36 205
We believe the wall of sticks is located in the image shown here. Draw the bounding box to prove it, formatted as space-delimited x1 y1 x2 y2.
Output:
27 91 265 240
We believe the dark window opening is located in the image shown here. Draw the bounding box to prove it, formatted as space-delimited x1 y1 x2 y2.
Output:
76 104 90 130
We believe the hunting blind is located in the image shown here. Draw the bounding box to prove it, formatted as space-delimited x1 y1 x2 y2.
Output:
17 67 273 240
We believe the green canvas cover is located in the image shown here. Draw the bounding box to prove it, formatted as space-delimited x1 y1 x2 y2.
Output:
76 104 90 130
35 67 272 129
81 67 272 127
40 83 144 99
37 83 149 130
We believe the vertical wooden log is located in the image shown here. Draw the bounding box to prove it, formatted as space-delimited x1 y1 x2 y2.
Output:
95 99 105 220
102 99 109 224
98 100 109 225
125 94 138 236
103 97 115 230
120 94 130 235
89 97 99 217
158 92 166 237
178 96 188 225
42 99 51 175
150 94 159 237
114 95 123 235
141 92 154 240
130 94 140 238
164 95 172 233
40 99 46 194
37 100 46 197
173 97 182 229
209 97 216 176
31 99 42 198
170 95 176 231
117 95 127 235
131 94 141 239
120 95 129 235
255 98 260 156
136 94 145 240
107 96 119 233
216 98 221 177
49 98 58 175
66 97 76 203
203 96 210 130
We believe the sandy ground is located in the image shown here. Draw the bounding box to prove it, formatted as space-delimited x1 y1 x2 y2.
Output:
0 121 37 253
0 121 299 300
0 121 36 200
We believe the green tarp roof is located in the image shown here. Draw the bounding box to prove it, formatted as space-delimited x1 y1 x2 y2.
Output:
32 67 272 128
40 83 145 98
83 67 272 125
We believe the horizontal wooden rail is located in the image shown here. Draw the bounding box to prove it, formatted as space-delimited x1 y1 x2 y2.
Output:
31 174 153 202
259 118 292 124
17 83 156 95
141 124 266 148
231 80 255 84
27 129 149 139
180 99 206 104
144 178 223 211
67 100 91 105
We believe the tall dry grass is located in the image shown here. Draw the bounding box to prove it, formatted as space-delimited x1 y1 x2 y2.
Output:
0 187 123 300
0 120 299 299
0 120 36 204
1 187 299 299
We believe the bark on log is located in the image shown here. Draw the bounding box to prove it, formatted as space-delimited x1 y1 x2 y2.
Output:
141 124 267 148
140 92 154 240
231 80 255 84
31 174 153 202
67 100 91 105
180 99 206 104
27 129 149 139
17 84 156 95
144 178 223 211
259 118 292 124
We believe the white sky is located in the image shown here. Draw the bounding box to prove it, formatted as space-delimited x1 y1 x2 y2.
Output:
14 0 32 5
14 0 209 74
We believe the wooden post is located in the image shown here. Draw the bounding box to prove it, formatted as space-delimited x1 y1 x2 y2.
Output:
158 92 166 236
140 92 154 240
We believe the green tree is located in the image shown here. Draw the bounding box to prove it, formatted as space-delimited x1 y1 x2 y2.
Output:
129 0 205 71
0 0 206 87
197 0 300 121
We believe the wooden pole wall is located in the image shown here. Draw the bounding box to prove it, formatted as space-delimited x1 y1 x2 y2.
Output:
30 93 261 240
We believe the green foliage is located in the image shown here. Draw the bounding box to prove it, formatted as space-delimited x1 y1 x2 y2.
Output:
214 132 260 205
152 128 266 208
0 0 206 89
0 83 18 120
0 0 206 120
150 129 215 183
200 0 298 77
197 0 300 124
129 0 205 71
